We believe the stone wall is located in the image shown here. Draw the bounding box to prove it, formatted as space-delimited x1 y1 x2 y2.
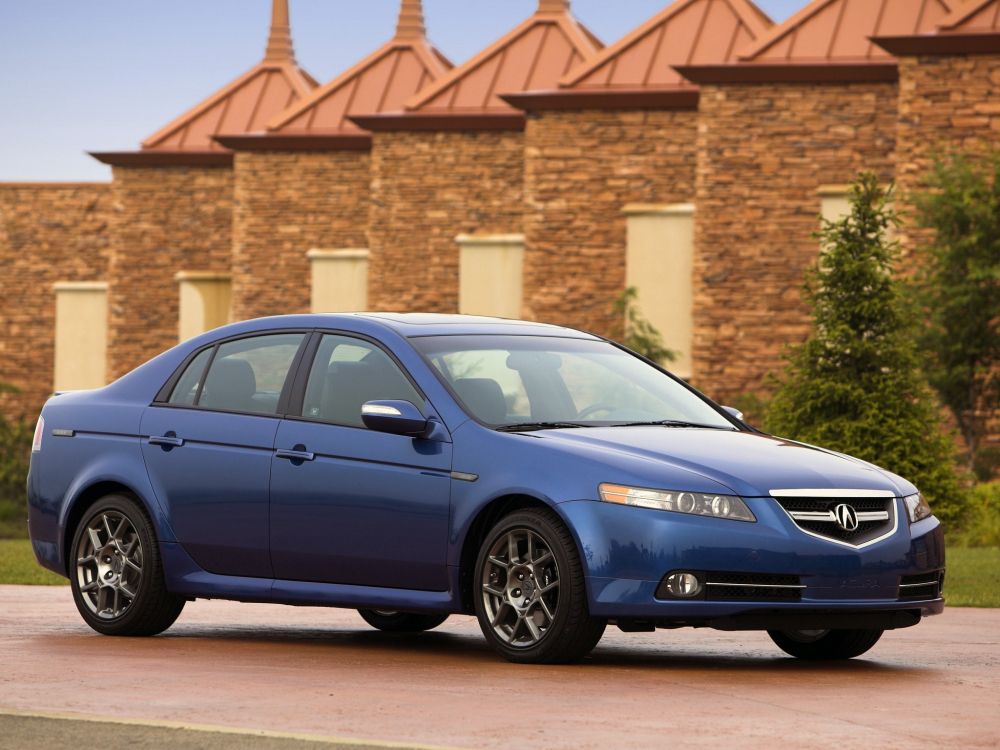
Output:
231 150 371 320
0 183 112 418
107 167 233 379
522 108 697 338
692 82 898 402
894 53 1000 458
368 130 524 312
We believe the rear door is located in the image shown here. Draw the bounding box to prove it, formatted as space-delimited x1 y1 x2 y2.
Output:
269 332 453 591
141 332 307 579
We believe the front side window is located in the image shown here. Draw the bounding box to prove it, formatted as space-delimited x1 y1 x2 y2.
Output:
411 335 734 429
301 334 423 427
196 333 305 415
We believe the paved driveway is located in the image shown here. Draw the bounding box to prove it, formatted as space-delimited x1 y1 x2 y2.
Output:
0 585 997 749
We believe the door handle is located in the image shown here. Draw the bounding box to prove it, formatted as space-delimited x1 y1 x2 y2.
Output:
148 434 184 448
275 448 315 462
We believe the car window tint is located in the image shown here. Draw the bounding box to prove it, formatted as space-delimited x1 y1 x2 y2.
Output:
198 333 305 415
427 350 529 422
301 335 422 427
167 347 213 406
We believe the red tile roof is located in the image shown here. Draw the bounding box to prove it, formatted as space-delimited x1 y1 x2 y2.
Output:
92 0 316 165
873 0 1000 55
262 0 451 140
354 0 602 130
676 0 960 82
561 0 772 92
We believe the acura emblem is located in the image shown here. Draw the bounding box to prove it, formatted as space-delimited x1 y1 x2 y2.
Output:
833 503 859 531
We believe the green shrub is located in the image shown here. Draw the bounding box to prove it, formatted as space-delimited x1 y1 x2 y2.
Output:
0 414 32 539
764 174 968 527
954 483 1000 547
913 152 1000 480
612 287 676 365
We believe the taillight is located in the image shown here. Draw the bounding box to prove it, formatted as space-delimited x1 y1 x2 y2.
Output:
32 415 44 452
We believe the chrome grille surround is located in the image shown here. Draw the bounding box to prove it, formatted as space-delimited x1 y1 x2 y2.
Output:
770 489 899 549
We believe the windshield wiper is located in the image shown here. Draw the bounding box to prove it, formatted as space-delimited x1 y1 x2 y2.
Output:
494 421 590 432
610 420 735 430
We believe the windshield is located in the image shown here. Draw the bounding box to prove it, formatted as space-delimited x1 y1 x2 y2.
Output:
411 335 735 430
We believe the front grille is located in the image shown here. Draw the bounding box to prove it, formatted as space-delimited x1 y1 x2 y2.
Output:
704 572 803 602
773 494 896 548
898 571 944 600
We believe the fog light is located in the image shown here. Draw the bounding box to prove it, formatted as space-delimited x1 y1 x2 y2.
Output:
663 572 702 598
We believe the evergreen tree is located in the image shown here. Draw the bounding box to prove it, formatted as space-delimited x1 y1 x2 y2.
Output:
765 174 967 527
914 152 1000 480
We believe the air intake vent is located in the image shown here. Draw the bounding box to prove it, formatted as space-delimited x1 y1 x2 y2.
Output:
704 572 803 602
771 491 897 549
899 571 943 600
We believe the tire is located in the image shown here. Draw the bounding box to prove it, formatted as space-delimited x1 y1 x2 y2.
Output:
767 628 884 660
69 494 185 637
474 508 606 664
357 609 449 633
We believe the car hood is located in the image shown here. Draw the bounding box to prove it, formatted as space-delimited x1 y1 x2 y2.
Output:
533 427 910 498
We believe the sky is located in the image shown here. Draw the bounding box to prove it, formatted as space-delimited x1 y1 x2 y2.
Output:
0 1 808 182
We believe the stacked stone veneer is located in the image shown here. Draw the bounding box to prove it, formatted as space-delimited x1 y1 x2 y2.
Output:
231 150 371 320
368 130 524 312
522 108 697 338
107 167 233 379
893 53 1000 457
692 82 898 402
0 184 112 417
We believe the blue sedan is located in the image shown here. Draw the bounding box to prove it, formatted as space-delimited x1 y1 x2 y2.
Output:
26 314 944 663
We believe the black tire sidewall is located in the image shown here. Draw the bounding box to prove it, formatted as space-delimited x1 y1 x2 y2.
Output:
473 509 586 663
69 494 163 636
357 609 448 632
768 628 884 660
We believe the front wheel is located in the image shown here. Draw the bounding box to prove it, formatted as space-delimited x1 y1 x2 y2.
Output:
357 609 449 633
70 494 185 636
768 628 884 660
474 508 606 664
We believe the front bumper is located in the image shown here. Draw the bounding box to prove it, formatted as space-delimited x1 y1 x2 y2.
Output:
559 497 945 626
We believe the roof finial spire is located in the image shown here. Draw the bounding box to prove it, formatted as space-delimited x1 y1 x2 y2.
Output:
395 0 426 40
537 0 569 13
265 0 295 63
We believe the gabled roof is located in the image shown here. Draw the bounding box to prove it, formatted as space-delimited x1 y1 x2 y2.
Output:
506 0 772 111
92 0 316 167
677 0 959 84
353 0 602 131
874 0 1000 55
219 0 452 151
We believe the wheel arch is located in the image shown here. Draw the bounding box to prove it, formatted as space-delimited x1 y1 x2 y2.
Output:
61 480 164 576
457 493 580 614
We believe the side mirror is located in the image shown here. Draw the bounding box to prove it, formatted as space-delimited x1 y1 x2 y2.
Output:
361 400 429 437
721 405 745 422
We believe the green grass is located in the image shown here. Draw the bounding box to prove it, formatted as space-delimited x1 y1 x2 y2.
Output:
0 537 997 606
944 547 1000 607
0 539 67 585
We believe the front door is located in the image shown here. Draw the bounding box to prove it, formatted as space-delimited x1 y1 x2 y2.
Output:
141 332 306 578
269 333 452 591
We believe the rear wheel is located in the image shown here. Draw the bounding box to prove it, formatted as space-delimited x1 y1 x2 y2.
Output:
357 609 449 633
70 494 185 636
474 508 606 664
767 628 884 660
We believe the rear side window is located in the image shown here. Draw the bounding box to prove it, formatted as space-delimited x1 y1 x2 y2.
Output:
167 333 305 415
167 348 213 406
301 334 422 427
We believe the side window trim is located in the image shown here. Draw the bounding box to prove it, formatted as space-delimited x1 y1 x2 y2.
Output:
152 329 313 417
285 329 430 428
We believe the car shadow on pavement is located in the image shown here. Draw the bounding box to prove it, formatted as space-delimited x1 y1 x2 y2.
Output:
135 625 933 677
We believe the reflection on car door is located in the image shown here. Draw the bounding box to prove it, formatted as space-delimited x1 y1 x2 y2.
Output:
141 332 306 578
269 334 453 591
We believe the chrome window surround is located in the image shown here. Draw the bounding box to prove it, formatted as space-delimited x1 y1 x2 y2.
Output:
769 489 899 550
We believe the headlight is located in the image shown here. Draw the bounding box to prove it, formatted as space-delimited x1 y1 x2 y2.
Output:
599 483 755 522
903 493 932 523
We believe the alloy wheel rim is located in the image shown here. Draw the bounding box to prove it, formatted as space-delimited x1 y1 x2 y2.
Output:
75 511 143 620
481 528 559 648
